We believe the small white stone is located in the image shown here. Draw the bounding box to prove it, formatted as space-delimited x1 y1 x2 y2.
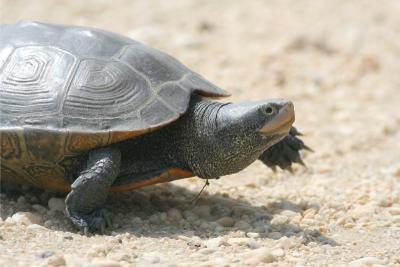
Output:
92 260 122 267
46 254 66 267
271 215 289 225
203 237 225 249
141 253 160 264
247 238 261 249
280 210 298 217
391 216 400 224
199 248 216 255
277 236 301 249
227 237 248 246
387 206 400 215
11 212 42 225
349 256 385 266
48 198 65 212
27 224 46 230
5 217 16 225
245 248 278 264
246 232 260 238
271 248 285 257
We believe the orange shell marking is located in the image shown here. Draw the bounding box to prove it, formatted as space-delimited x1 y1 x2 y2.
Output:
110 168 194 192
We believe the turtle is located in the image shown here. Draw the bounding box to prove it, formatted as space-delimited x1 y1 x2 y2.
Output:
0 21 309 234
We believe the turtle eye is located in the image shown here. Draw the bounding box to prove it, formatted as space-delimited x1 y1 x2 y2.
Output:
262 105 275 116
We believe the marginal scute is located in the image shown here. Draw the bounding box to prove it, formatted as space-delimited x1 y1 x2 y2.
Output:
158 84 190 114
23 164 70 191
2 21 60 46
140 99 178 126
180 74 230 98
0 131 21 160
0 164 37 187
24 129 67 162
65 132 110 154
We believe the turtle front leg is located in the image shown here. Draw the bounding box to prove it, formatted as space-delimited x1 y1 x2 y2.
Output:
65 147 121 235
259 127 310 172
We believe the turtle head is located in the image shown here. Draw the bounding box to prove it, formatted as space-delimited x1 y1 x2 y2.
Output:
180 97 295 179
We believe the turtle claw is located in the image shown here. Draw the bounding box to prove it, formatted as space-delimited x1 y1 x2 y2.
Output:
67 208 112 235
295 157 306 167
287 166 294 174
302 144 314 152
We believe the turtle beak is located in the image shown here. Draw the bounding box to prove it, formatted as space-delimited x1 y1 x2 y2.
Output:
258 101 295 135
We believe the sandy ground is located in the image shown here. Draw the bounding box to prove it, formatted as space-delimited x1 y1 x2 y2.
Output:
1 0 400 266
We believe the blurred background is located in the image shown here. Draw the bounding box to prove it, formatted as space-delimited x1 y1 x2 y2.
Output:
1 0 400 266
1 0 399 164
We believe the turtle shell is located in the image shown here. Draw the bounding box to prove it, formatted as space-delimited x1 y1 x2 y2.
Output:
0 21 229 190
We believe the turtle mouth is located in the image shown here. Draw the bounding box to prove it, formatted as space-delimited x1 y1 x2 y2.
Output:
258 102 295 136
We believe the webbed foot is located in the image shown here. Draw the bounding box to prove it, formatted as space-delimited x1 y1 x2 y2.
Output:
259 127 310 171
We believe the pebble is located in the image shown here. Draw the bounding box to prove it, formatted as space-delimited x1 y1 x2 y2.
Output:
11 212 42 225
271 215 289 225
349 256 386 266
46 254 66 267
246 232 260 238
92 260 122 267
17 196 26 204
48 198 65 212
27 224 46 230
32 204 48 214
245 248 279 264
227 237 248 246
44 220 54 228
199 248 216 255
167 208 182 221
280 210 299 217
247 238 261 249
234 220 251 230
203 237 225 249
141 253 161 264
193 205 212 220
277 236 301 249
271 248 285 257
268 231 283 239
387 206 400 215
216 217 235 227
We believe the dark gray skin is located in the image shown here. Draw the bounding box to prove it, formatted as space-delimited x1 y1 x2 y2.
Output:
66 96 306 234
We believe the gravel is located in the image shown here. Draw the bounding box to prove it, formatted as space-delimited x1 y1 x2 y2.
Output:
1 0 400 266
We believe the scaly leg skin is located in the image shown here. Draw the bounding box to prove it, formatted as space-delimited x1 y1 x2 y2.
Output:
259 127 310 172
65 147 121 235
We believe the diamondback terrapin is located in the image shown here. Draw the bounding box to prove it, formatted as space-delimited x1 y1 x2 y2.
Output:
0 21 308 234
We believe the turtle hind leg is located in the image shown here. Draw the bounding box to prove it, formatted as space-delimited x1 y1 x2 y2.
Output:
65 147 121 235
259 127 309 171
